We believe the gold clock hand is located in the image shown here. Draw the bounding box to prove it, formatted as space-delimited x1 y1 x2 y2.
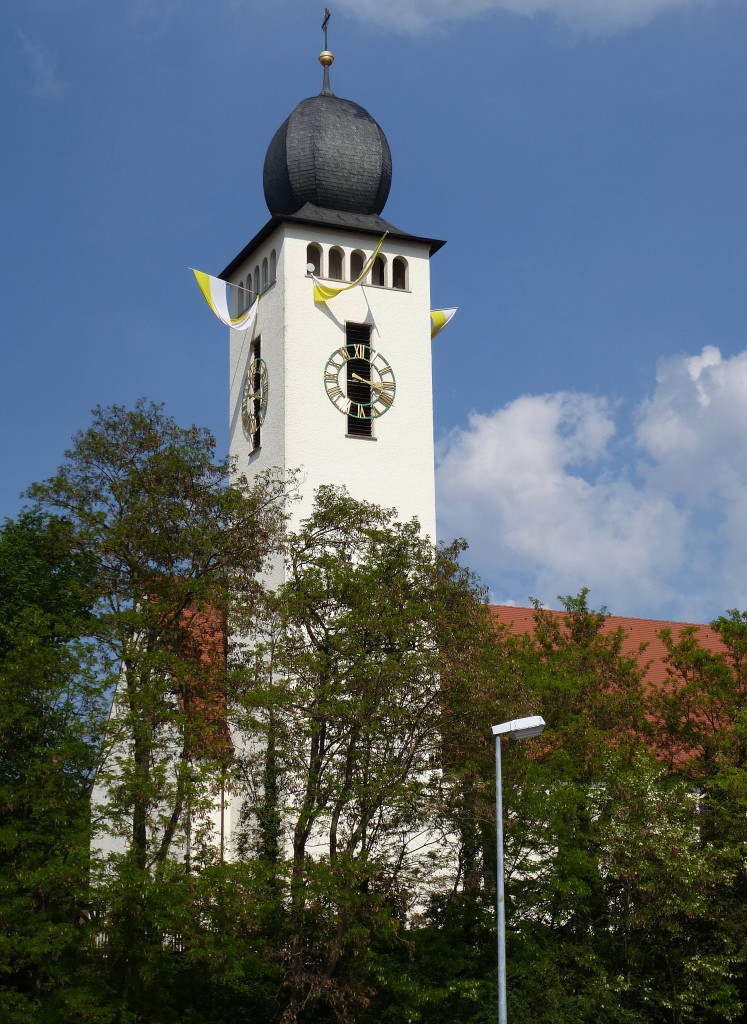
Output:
351 372 385 391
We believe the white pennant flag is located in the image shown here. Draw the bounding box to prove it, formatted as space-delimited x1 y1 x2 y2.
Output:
191 269 259 331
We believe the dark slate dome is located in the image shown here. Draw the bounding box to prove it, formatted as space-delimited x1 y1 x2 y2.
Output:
263 91 392 217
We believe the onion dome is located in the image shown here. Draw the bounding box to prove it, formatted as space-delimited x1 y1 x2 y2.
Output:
263 51 392 217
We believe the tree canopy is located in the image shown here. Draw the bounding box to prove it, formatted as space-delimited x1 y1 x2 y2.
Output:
1 402 745 1024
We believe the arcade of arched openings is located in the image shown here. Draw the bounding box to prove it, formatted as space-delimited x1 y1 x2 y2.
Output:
306 242 409 290
236 249 277 312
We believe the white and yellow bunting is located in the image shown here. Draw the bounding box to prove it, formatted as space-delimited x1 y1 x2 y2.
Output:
430 307 458 340
191 269 259 331
312 233 388 302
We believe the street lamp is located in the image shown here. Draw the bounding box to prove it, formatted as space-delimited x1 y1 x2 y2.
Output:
491 715 546 1024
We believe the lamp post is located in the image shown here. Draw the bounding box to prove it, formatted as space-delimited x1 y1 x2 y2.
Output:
491 715 546 1024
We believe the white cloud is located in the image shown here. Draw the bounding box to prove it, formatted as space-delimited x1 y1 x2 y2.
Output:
636 346 747 500
635 346 747 613
15 29 63 99
336 0 719 35
436 392 686 613
437 347 747 621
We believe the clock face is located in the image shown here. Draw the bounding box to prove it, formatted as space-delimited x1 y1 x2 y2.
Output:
324 344 396 419
241 356 269 438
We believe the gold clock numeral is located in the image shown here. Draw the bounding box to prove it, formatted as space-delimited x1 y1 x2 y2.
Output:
324 345 396 419
242 356 269 440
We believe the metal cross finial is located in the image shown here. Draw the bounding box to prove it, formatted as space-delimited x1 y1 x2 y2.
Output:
322 8 331 49
319 8 334 96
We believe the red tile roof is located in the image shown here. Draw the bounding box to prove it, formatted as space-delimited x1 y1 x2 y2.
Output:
489 605 725 690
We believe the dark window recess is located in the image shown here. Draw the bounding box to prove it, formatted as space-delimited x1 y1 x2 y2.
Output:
306 243 322 276
346 323 372 437
350 251 365 281
238 284 254 313
329 248 343 280
392 257 407 290
372 255 385 287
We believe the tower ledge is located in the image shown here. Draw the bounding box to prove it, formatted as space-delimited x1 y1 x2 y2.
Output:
220 204 444 280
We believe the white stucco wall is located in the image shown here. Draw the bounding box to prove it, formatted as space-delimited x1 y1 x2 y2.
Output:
228 221 438 557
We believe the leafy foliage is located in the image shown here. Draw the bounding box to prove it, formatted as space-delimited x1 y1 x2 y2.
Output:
2 404 747 1023
234 487 489 1022
0 511 104 1022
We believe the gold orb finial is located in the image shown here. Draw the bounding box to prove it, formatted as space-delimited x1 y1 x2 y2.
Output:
319 50 334 67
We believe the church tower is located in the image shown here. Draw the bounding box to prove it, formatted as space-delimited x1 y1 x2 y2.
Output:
220 47 444 548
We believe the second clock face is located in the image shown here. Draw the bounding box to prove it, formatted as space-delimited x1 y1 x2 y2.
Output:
324 344 396 419
242 355 269 438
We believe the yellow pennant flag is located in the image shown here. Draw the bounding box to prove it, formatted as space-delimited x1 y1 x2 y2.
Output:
191 269 259 331
312 233 388 302
430 307 458 339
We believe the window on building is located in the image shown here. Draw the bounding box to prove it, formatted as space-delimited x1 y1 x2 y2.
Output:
328 247 344 280
306 243 322 276
392 256 408 290
261 258 268 292
372 255 386 287
269 249 277 284
254 266 260 297
237 277 253 313
345 322 373 438
350 250 365 282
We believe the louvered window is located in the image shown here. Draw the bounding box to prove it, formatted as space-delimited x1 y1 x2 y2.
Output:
250 339 262 451
345 323 373 438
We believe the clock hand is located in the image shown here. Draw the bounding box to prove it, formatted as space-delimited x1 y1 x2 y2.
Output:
351 372 387 391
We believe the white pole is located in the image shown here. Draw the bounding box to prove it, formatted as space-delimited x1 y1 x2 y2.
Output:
495 732 507 1024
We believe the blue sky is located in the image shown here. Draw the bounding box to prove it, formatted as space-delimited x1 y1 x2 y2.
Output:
3 0 747 622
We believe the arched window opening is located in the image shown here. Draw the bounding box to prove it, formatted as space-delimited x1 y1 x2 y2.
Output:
237 277 252 313
261 258 269 292
392 257 408 290
372 255 386 287
306 243 322 276
350 250 365 282
269 249 277 284
328 247 344 281
254 266 260 297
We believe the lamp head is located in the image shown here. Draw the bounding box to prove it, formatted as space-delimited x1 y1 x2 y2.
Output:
492 715 546 740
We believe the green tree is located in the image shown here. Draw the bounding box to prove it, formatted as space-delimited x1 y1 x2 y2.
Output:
483 594 739 1024
0 511 104 1022
406 592 652 1024
26 400 288 1021
651 612 747 1018
591 752 738 1024
234 487 491 1024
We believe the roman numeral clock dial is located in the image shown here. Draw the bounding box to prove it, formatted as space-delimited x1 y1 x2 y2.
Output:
241 354 269 440
323 345 396 419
